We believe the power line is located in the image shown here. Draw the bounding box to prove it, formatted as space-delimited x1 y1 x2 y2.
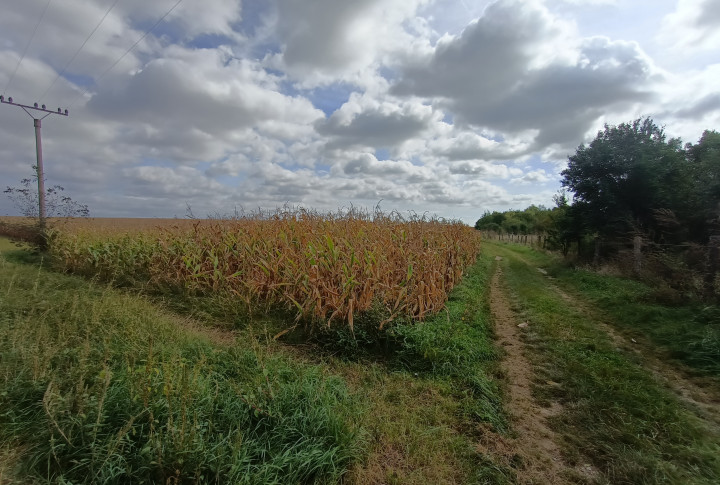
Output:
69 0 184 108
2 0 53 96
38 0 122 103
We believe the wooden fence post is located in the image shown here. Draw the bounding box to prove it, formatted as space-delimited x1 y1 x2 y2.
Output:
593 236 601 266
705 236 720 300
633 236 642 274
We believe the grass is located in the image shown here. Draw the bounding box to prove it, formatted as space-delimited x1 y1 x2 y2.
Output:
0 241 362 484
549 263 720 377
485 241 720 484
341 250 513 484
486 242 720 377
0 237 513 484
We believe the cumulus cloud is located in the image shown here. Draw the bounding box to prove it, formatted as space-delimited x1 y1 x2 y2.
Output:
512 169 552 185
393 0 658 150
86 48 322 162
268 0 432 85
315 93 436 149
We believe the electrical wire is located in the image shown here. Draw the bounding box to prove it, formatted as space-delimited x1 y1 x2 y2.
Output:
69 0 184 108
2 0 53 96
38 0 122 103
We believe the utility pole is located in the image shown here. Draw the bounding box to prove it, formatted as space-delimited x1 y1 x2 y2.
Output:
0 95 68 230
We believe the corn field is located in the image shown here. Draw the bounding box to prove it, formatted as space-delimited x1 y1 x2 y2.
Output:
48 208 482 330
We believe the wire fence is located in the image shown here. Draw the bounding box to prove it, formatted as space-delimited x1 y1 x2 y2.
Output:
480 230 720 302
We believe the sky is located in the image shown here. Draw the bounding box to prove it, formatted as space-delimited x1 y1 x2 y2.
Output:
0 0 718 223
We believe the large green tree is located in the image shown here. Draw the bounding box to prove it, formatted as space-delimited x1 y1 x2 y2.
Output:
560 117 688 241
684 130 720 240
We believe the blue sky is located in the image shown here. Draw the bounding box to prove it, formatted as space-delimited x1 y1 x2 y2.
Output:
1 0 718 223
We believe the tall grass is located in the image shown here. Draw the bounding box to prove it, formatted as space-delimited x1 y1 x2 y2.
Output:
0 249 362 484
47 208 481 331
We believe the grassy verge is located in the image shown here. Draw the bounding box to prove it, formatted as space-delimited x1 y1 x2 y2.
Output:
494 243 720 378
341 250 513 484
553 264 719 377
485 242 720 484
0 241 362 484
1 238 512 484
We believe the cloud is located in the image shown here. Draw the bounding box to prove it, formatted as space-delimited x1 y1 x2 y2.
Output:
1 0 717 224
658 0 720 52
315 93 435 149
393 0 658 149
673 93 720 119
448 161 523 178
86 47 322 161
557 0 616 4
511 169 552 185
268 0 432 86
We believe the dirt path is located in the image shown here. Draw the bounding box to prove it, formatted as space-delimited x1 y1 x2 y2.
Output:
487 260 574 484
491 243 720 432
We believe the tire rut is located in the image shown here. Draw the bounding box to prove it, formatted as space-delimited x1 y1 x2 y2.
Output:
547 279 720 432
488 260 577 484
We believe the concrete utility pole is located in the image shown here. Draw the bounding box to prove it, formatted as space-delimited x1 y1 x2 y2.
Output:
0 95 68 230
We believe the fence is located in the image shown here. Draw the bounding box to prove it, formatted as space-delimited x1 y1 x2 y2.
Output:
480 230 720 301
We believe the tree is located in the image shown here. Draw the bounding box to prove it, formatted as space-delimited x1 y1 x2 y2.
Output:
685 130 720 239
560 117 688 241
475 210 506 232
4 173 89 219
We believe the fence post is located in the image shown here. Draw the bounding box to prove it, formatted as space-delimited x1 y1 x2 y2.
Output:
633 236 642 274
705 236 720 300
593 236 601 265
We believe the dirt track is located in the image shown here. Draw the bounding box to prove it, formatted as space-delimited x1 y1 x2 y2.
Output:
487 247 720 484
490 257 598 484
488 260 586 484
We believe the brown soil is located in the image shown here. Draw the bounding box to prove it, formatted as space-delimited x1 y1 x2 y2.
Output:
486 261 577 484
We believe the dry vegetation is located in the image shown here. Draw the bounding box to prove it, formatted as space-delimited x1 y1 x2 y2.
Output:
45 209 482 330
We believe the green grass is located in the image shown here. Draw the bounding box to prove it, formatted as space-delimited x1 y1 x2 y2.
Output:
551 264 720 377
391 252 506 432
485 242 720 484
486 242 720 377
0 242 362 484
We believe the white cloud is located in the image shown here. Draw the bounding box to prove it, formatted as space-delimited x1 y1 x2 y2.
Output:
658 0 720 52
393 0 661 151
511 169 552 185
315 93 436 150
267 0 432 86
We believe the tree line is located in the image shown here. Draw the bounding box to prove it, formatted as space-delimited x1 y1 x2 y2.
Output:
476 117 720 259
